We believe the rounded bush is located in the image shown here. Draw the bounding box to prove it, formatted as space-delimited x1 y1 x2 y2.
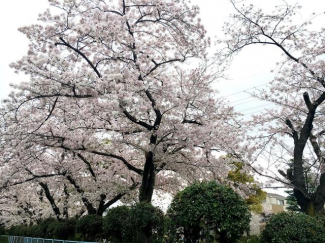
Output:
47 220 75 239
35 217 56 238
76 214 103 241
130 202 165 242
316 214 325 228
25 225 40 237
168 181 251 243
63 217 77 239
47 218 77 239
261 212 325 243
103 206 133 242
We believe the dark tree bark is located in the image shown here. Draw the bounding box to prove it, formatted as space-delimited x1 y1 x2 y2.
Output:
139 136 157 203
286 93 325 215
65 174 97 214
39 182 62 220
97 181 139 216
62 183 69 219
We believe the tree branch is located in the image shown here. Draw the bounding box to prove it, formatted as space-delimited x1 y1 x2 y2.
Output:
55 37 101 78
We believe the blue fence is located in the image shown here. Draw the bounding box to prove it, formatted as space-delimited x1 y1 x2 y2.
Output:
8 236 97 243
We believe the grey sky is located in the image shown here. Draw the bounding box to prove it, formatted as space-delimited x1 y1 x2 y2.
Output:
1 0 324 100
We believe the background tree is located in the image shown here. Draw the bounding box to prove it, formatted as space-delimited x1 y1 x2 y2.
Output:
227 160 266 213
285 190 301 213
223 0 325 215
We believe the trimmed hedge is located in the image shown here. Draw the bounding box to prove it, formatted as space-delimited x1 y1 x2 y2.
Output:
261 212 325 243
130 202 165 243
76 215 102 241
103 203 165 243
103 205 133 242
0 236 8 243
7 217 76 240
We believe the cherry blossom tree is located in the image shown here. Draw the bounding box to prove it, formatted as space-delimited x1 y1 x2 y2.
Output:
224 0 325 215
0 182 57 227
0 0 249 231
0 139 139 218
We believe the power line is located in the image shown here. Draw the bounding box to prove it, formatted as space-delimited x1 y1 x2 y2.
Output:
230 96 255 104
238 103 273 113
233 98 259 107
221 81 271 98
241 108 275 116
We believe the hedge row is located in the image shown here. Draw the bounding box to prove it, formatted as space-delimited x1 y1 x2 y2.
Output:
6 203 164 242
5 182 251 243
239 213 325 243
261 212 325 243
8 217 79 240
9 182 325 242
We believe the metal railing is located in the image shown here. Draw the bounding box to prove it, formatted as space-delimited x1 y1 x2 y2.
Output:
8 236 97 243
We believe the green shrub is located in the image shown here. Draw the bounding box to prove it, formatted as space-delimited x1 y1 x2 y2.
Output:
34 218 56 238
63 217 77 239
0 235 8 243
130 202 165 243
25 224 40 237
103 203 164 243
8 225 29 236
103 206 133 242
316 214 325 228
46 218 77 239
261 212 325 243
239 235 261 243
47 221 65 239
0 226 6 235
76 214 103 241
6 218 78 239
168 181 251 243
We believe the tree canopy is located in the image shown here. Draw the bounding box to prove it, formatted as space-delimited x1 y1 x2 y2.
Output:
0 0 248 227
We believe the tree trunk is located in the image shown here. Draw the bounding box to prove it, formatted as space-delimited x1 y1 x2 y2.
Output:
137 152 156 243
313 173 325 214
39 182 61 220
292 137 325 216
293 192 325 216
66 174 97 214
62 183 69 219
138 226 153 243
289 104 318 216
219 231 232 243
137 134 157 243
139 134 157 203
139 151 156 203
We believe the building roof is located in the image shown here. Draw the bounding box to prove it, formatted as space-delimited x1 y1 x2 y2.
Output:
267 193 287 200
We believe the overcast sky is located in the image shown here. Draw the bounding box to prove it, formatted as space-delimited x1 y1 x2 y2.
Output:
1 0 325 109
1 1 324 94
